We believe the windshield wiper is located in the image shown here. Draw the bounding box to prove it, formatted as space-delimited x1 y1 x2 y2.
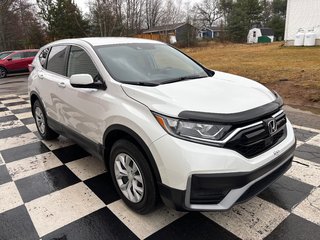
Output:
121 81 159 86
160 75 207 85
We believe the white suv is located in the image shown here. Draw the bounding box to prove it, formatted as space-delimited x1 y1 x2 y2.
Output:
28 38 296 214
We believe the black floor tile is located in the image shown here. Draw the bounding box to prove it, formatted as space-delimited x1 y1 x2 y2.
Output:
0 126 30 139
0 114 17 123
0 96 19 101
15 165 80 202
146 212 240 240
20 117 34 125
295 144 320 164
258 176 314 210
1 141 50 163
42 207 138 240
11 108 31 114
0 205 39 240
0 165 11 185
0 107 9 112
84 173 120 205
265 214 320 240
5 101 28 106
53 144 90 164
293 128 318 142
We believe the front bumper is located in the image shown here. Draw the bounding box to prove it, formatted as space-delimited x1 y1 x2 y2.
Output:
158 141 295 211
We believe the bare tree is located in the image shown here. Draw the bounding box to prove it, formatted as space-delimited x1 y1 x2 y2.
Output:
194 0 223 27
161 0 184 25
145 0 162 29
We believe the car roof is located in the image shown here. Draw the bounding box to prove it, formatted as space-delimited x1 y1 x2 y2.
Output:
0 49 38 54
48 37 165 47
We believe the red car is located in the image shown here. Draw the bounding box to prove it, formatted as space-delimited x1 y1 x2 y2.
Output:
0 49 39 78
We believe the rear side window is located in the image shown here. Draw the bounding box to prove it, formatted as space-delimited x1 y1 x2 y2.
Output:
67 46 98 78
39 48 50 67
47 46 67 75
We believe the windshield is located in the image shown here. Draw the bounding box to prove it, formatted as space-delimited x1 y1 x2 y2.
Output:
95 43 209 85
0 52 13 59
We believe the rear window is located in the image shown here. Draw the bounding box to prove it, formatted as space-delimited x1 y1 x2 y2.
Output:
0 52 13 59
46 46 67 75
39 48 50 67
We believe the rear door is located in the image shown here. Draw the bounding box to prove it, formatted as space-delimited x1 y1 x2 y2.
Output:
36 45 69 130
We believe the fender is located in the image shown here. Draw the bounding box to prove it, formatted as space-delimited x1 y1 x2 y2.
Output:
103 124 162 183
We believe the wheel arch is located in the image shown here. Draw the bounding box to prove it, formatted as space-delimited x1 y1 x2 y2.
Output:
30 91 45 117
103 124 162 184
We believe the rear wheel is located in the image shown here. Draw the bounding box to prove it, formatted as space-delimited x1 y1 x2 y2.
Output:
110 139 157 214
33 100 59 140
0 67 7 78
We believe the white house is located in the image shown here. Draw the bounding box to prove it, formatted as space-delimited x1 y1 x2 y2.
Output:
247 28 274 43
285 0 320 46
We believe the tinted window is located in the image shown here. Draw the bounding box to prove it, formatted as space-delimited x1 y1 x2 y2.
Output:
47 46 67 75
39 48 50 67
67 46 98 78
24 51 38 58
11 52 24 60
0 52 13 59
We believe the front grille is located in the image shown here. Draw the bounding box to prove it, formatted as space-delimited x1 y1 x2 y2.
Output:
225 111 287 158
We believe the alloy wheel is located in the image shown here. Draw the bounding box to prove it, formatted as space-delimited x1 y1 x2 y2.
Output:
35 107 45 134
114 153 144 203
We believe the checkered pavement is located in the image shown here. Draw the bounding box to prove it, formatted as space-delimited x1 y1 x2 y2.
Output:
0 94 319 240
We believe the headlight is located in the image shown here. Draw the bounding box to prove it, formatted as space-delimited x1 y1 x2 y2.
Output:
154 113 231 145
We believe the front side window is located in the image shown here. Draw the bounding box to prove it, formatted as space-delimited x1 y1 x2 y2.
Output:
67 46 99 79
95 43 208 85
46 46 67 75
0 52 13 59
24 51 38 58
11 52 24 60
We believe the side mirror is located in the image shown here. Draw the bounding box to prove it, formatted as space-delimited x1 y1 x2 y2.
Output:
7 58 12 61
70 74 94 88
70 74 106 90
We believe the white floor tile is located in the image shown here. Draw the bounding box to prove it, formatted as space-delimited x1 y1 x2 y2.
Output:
0 120 24 131
0 182 24 214
26 182 105 237
203 197 290 240
0 132 38 151
7 104 30 110
26 123 38 132
66 156 105 181
0 111 13 117
15 112 33 120
108 200 185 239
307 134 320 147
293 188 320 226
0 98 22 104
6 152 63 181
285 157 320 187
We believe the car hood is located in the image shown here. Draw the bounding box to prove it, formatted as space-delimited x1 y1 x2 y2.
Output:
121 71 276 117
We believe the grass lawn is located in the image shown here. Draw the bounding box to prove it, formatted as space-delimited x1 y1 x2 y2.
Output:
182 42 320 110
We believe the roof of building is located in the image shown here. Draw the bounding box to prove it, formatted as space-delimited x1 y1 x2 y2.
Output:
143 23 188 34
259 28 274 36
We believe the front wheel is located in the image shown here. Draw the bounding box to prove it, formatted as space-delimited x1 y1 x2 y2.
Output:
109 139 157 214
33 100 59 140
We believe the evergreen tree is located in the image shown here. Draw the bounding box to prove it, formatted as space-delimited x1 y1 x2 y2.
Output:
227 0 263 42
37 0 90 40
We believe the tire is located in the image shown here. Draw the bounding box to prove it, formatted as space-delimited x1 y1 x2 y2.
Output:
32 100 59 140
0 67 7 79
110 139 157 214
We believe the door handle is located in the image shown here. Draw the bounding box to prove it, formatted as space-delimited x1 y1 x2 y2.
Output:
38 72 44 79
58 82 66 88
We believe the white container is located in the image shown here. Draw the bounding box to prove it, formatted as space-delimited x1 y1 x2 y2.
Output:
304 30 316 46
294 30 305 46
